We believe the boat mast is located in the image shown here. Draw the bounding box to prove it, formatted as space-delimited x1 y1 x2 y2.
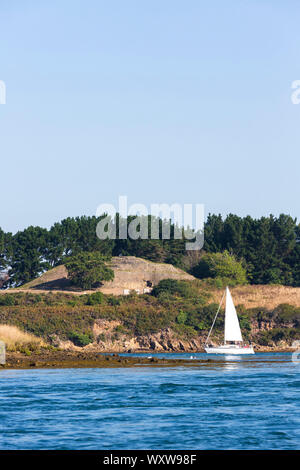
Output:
205 289 226 346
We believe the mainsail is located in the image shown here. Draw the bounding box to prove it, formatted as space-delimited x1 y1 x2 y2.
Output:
224 287 243 342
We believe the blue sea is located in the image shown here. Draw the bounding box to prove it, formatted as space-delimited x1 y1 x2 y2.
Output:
0 353 299 450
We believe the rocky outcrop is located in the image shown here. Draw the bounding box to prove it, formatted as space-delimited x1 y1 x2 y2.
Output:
49 334 83 351
91 328 206 353
250 319 278 334
50 317 300 353
50 323 297 353
50 319 207 353
250 319 295 334
47 313 296 352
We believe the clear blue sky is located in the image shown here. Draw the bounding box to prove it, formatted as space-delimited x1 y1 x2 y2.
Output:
1 0 300 233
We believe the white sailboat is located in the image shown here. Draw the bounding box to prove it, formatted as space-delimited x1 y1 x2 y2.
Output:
205 287 254 355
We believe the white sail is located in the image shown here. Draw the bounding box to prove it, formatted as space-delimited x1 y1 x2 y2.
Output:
224 287 243 342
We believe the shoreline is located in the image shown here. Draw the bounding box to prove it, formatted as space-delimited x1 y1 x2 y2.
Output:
0 348 294 370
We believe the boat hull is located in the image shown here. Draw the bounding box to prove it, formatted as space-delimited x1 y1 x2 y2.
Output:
205 345 255 355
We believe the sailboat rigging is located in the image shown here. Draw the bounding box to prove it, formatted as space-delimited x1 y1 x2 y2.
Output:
205 287 254 355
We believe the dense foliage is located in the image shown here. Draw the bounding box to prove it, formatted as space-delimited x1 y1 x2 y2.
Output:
0 213 300 287
191 251 248 286
65 252 114 289
0 289 299 347
151 279 197 298
203 213 300 285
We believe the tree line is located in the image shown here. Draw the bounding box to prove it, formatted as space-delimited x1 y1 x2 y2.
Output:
0 213 299 287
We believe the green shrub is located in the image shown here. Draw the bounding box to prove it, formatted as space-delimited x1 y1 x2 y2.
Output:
108 296 121 306
239 315 251 331
192 251 248 286
114 324 127 334
152 279 195 298
173 323 197 338
273 304 300 325
31 294 42 304
0 295 17 306
86 292 105 305
176 310 187 325
68 331 93 347
254 327 300 346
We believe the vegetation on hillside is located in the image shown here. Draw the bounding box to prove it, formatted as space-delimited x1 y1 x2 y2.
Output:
0 281 299 348
1 213 300 287
191 251 248 286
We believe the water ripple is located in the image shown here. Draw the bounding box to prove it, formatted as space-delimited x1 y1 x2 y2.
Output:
0 353 299 449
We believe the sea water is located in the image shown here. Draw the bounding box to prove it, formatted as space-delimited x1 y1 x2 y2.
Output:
0 353 299 449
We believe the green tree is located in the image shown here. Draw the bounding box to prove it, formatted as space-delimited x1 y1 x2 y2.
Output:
47 216 114 267
192 251 248 285
0 228 13 273
3 212 300 288
0 228 5 270
203 214 225 252
8 226 49 287
65 252 114 289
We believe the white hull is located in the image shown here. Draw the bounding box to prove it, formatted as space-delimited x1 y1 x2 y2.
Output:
205 288 255 355
205 345 254 355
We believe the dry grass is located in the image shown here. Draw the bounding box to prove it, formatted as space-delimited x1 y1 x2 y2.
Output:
209 284 300 309
0 325 45 351
3 279 300 311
